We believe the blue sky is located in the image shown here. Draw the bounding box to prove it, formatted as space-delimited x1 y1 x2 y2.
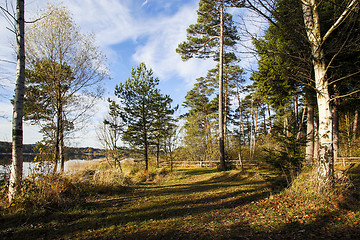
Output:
0 0 262 147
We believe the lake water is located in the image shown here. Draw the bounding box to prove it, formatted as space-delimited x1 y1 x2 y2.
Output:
0 157 103 179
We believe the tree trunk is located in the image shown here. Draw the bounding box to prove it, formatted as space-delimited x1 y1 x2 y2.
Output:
54 81 62 173
236 84 244 166
218 0 226 171
8 0 25 202
283 106 289 137
267 103 272 134
252 101 259 161
59 121 65 172
353 109 359 141
144 127 149 173
306 96 315 164
345 113 352 156
314 112 320 161
301 0 334 185
332 101 339 162
297 101 307 140
224 86 228 147
263 107 267 135
156 142 160 168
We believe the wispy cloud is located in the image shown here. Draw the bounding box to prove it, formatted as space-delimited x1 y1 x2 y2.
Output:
132 3 216 85
0 0 264 146
141 0 149 7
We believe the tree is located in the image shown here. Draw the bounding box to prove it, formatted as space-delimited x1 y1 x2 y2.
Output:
24 4 107 172
177 0 241 170
244 0 360 186
115 63 175 172
5 0 25 202
299 0 359 185
97 98 124 170
152 93 178 168
204 54 245 146
182 76 218 164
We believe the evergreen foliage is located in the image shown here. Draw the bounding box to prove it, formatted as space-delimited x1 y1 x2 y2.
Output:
115 63 177 171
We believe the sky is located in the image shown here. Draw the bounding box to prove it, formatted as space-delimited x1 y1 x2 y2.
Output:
0 0 263 148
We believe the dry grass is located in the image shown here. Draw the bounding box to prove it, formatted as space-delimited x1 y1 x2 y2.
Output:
286 165 358 210
1 163 359 240
65 159 104 173
0 159 171 213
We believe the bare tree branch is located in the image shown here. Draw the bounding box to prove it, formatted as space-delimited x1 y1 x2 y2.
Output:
322 0 359 43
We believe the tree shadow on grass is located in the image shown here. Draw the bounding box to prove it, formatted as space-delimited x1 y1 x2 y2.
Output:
0 169 271 239
3 167 359 239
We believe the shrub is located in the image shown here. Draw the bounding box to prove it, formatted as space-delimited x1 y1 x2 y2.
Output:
261 121 306 185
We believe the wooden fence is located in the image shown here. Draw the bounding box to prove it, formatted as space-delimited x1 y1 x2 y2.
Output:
160 157 360 168
335 157 360 166
160 159 263 168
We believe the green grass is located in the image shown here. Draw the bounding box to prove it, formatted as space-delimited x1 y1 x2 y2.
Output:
0 166 360 239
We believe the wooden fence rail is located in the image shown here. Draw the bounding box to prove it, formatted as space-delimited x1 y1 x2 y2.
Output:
160 157 360 168
160 159 263 168
335 157 360 166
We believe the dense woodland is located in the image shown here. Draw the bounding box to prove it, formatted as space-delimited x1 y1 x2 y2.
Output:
0 0 360 239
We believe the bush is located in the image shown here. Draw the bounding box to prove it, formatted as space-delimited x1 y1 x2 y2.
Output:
0 174 80 213
261 121 306 185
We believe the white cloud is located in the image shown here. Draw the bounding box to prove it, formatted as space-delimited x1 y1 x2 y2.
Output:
131 3 216 86
0 0 264 147
141 0 149 7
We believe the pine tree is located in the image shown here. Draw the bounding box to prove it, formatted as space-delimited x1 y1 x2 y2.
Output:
115 63 176 172
177 0 242 170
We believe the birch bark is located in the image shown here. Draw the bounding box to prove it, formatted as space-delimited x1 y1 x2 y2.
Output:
300 0 358 184
8 0 25 202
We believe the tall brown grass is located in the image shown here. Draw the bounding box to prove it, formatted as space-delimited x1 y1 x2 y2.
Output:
0 159 171 213
286 165 357 209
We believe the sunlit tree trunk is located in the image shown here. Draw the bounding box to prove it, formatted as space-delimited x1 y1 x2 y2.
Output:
301 0 334 185
353 109 359 141
301 0 358 185
8 0 25 202
59 115 65 172
251 101 259 161
267 103 272 134
218 0 226 171
332 84 340 162
306 97 315 164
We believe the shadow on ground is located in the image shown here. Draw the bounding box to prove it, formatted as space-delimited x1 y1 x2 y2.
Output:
0 167 359 239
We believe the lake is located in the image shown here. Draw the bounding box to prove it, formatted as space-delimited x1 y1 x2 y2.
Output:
0 154 103 179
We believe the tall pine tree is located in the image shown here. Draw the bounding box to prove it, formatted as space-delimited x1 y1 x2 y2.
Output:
177 0 242 170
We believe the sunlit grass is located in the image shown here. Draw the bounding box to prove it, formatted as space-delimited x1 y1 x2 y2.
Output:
0 163 359 239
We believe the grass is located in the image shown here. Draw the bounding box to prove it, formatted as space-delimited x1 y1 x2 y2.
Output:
0 163 359 239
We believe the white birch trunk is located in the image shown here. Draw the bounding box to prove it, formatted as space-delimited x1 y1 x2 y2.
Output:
306 99 314 163
8 0 25 202
301 0 334 184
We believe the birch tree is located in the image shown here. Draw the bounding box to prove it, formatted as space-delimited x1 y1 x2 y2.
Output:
5 0 25 202
300 0 359 185
243 0 359 186
24 4 107 172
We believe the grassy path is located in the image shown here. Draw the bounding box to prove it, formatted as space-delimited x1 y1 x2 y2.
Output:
1 167 360 239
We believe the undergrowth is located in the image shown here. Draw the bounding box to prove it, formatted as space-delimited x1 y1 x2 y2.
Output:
0 159 171 214
286 165 359 210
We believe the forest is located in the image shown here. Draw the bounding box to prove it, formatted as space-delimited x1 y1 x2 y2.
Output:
1 0 360 239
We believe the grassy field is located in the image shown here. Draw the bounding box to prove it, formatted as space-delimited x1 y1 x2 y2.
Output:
0 164 360 239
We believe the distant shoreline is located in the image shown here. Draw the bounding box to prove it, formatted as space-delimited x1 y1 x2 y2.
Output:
0 153 37 155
